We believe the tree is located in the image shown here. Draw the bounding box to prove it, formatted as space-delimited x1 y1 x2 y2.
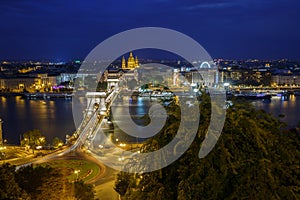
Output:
16 165 64 199
21 129 46 154
114 172 131 196
0 163 28 199
16 165 92 200
74 180 96 200
140 84 149 90
0 164 96 199
114 95 300 199
52 137 63 148
96 81 108 92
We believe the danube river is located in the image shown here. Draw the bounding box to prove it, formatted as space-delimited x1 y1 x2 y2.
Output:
0 96 76 145
0 95 300 145
251 94 300 127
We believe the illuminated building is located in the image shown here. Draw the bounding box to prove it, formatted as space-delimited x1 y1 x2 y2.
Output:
183 62 219 87
0 74 57 92
271 75 300 85
0 77 37 92
100 52 140 91
122 52 139 69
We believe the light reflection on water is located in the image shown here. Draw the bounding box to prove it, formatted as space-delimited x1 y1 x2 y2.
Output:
0 95 299 145
0 96 75 145
252 95 300 127
110 97 153 143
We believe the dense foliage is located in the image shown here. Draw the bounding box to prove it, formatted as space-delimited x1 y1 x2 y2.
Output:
115 94 300 199
0 164 96 200
20 129 46 154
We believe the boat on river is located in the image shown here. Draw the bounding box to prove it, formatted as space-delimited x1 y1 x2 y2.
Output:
233 92 272 100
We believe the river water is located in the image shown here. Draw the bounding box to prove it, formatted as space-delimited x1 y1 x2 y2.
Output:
0 96 76 145
251 94 300 127
0 95 299 145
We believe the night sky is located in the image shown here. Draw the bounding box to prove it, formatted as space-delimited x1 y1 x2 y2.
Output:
0 0 299 60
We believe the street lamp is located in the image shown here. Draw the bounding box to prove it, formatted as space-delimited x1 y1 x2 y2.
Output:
74 170 80 179
119 143 126 147
118 157 125 161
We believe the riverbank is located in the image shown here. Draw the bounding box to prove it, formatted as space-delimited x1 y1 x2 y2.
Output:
0 92 73 99
0 145 60 165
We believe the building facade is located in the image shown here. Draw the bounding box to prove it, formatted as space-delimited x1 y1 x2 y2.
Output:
271 75 300 85
122 52 139 69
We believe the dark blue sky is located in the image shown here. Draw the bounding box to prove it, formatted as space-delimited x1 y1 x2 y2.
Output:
0 0 299 60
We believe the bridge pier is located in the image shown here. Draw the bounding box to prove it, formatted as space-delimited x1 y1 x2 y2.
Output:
107 78 119 92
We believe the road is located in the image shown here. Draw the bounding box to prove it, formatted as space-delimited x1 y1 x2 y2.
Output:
13 91 120 199
12 146 119 199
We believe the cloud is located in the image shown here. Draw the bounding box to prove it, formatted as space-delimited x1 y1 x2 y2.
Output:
185 1 238 10
182 0 277 11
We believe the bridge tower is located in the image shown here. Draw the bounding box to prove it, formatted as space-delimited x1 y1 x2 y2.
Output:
107 78 119 91
85 92 107 116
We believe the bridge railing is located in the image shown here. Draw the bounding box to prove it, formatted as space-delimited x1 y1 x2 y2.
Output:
69 89 121 151
81 90 120 148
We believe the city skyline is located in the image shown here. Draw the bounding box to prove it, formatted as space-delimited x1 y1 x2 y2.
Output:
0 0 299 60
0 1 299 199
